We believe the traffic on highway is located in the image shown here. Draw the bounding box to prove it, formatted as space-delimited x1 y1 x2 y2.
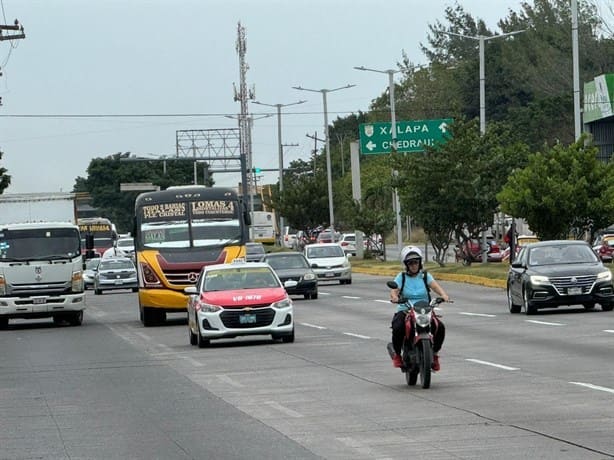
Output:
2 273 613 459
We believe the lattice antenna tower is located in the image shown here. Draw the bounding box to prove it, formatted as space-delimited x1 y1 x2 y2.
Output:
233 22 255 172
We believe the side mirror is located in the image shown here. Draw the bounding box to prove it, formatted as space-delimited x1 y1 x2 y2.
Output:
387 281 398 289
184 286 198 295
511 261 523 269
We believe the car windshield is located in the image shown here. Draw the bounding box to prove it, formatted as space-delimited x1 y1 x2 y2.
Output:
204 267 280 291
528 245 598 266
266 255 309 269
85 258 100 270
307 246 344 258
100 259 135 270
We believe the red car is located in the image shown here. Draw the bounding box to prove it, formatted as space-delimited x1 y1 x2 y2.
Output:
455 237 502 264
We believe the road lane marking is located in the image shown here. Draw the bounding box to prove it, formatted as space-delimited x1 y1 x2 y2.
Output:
525 320 565 326
343 332 371 339
459 312 496 318
300 322 327 330
466 359 519 371
134 331 153 340
318 292 331 296
183 357 204 367
374 299 391 304
604 330 614 334
569 382 614 394
342 296 361 299
265 401 303 418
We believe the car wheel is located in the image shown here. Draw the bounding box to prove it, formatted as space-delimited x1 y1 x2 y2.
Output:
583 302 596 310
197 330 209 348
94 288 102 295
281 329 295 343
507 287 521 313
303 293 310 300
189 326 197 346
523 286 536 315
0 317 8 329
132 287 139 293
601 303 614 312
310 291 318 300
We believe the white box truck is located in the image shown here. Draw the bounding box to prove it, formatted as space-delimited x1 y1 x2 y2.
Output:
0 193 86 328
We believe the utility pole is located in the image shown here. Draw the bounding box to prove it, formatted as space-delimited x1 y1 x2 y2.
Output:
306 132 325 175
293 84 355 230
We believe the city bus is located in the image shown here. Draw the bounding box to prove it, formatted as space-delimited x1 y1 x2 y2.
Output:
134 186 250 326
78 217 117 257
249 211 277 244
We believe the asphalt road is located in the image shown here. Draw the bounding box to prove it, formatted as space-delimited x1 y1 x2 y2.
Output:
2 274 614 459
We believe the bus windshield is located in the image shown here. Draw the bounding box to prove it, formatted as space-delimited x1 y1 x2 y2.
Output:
136 188 247 250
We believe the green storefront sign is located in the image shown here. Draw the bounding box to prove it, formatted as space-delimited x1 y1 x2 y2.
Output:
359 118 453 154
583 74 614 123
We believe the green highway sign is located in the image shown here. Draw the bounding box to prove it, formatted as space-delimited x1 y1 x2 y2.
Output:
359 118 453 154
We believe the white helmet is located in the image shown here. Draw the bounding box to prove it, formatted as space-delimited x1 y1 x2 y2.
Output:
400 245 423 267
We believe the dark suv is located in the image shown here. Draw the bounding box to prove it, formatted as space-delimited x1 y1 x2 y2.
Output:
507 240 614 314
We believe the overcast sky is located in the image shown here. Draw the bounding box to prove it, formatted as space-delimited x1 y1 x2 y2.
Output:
0 0 528 194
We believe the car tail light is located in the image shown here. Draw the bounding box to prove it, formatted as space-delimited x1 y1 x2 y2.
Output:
341 242 348 246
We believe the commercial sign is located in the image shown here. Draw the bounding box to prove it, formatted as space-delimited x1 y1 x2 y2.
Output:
359 118 453 155
583 74 614 123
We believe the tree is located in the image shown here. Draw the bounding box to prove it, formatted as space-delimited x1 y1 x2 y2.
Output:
0 150 11 194
498 137 614 240
400 119 529 266
74 154 208 233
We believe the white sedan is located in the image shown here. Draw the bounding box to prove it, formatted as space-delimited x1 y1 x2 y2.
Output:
304 243 352 284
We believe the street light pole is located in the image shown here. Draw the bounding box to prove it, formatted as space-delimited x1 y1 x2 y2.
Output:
443 29 524 264
443 30 525 135
293 84 355 230
354 66 403 251
252 99 305 235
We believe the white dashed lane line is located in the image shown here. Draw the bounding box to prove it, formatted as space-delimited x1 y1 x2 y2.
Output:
459 312 497 318
569 382 614 394
465 358 519 371
342 296 361 300
343 332 371 339
525 320 566 326
300 322 327 330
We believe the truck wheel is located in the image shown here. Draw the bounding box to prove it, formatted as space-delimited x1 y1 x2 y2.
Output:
68 311 83 326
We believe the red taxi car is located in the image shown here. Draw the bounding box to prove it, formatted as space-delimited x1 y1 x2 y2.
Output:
185 260 296 347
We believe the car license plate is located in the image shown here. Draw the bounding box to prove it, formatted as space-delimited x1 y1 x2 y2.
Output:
115 280 123 285
33 298 46 305
325 272 335 277
568 287 582 295
239 313 257 324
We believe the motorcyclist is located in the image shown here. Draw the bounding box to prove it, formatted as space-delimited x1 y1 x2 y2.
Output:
389 245 450 371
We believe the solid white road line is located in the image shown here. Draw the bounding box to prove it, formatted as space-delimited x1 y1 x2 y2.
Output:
525 320 565 326
459 312 497 318
343 332 371 339
374 299 391 304
569 382 614 394
603 330 614 334
342 296 361 299
465 358 519 371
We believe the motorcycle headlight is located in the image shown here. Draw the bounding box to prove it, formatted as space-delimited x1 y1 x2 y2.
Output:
415 313 431 328
530 275 549 285
597 270 612 281
272 298 292 309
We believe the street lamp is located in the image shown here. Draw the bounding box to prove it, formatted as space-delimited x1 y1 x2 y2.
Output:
293 84 355 230
252 99 306 235
444 29 524 264
443 30 525 135
354 66 403 251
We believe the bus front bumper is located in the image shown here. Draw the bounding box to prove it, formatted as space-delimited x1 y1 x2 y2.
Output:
139 288 188 311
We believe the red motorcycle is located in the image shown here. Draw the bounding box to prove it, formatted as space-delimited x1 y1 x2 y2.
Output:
386 280 444 389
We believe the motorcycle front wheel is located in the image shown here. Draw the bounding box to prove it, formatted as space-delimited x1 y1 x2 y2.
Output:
419 340 432 389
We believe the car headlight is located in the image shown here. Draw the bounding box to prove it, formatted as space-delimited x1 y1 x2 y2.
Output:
597 270 612 281
198 302 222 313
272 298 292 309
303 273 316 281
529 275 549 285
